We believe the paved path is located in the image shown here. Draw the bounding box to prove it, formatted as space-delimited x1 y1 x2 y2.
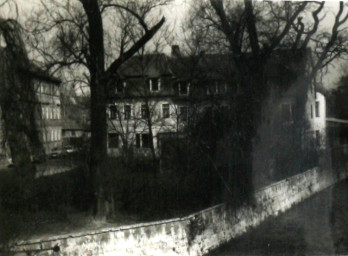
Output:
209 179 348 255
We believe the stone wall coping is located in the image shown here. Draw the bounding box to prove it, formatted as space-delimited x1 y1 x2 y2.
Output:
255 167 319 194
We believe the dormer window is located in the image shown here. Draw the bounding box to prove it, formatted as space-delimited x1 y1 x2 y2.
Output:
115 80 127 94
179 82 189 96
149 78 160 92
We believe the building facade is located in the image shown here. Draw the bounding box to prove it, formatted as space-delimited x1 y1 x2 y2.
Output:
106 52 229 157
34 79 62 155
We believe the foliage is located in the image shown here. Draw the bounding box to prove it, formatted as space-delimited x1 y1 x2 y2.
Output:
182 0 348 199
328 76 348 119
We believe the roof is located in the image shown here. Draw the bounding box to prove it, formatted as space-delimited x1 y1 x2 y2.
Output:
62 120 89 131
118 54 172 78
110 49 309 99
0 46 61 85
169 53 232 82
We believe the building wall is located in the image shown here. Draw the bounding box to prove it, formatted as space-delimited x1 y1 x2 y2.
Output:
35 81 62 154
107 98 180 156
306 92 326 148
106 95 226 157
9 167 348 256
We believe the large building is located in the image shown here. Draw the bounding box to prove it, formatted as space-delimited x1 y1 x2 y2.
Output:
106 47 326 183
106 49 230 157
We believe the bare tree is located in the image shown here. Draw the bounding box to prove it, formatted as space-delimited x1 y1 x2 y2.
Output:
183 1 348 201
0 17 44 184
26 0 167 218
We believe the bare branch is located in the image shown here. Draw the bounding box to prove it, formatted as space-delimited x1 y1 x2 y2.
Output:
101 4 149 32
105 17 165 78
244 0 260 57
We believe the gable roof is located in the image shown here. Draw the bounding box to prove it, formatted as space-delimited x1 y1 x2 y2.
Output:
0 46 61 85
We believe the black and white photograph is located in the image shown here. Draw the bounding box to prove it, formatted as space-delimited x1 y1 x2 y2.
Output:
0 0 348 255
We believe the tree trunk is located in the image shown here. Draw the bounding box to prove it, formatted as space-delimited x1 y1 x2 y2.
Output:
81 0 113 219
228 60 266 204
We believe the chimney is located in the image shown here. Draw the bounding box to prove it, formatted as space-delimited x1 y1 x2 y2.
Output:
171 45 181 58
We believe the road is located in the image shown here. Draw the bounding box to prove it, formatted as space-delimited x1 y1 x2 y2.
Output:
209 178 348 255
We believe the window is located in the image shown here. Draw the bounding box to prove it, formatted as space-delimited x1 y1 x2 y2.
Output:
149 78 160 92
135 133 151 148
217 81 227 94
108 133 119 148
311 104 313 119
141 104 149 119
116 81 126 94
162 104 169 119
215 81 219 94
179 82 189 95
136 134 141 148
315 101 320 117
315 130 320 146
57 108 61 119
110 105 117 120
45 107 49 119
142 134 151 148
281 103 292 121
124 105 131 120
71 131 76 137
180 106 188 120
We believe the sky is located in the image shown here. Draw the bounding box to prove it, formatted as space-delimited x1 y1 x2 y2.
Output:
1 0 346 90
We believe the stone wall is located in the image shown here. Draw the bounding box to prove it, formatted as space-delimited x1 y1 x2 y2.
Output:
8 166 348 256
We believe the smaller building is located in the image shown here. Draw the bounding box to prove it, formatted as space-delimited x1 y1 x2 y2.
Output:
34 78 62 154
62 120 90 148
306 92 327 149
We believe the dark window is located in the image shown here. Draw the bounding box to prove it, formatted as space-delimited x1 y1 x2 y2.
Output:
115 81 126 94
71 131 76 137
218 82 227 94
141 104 149 119
110 105 117 119
315 101 320 117
142 134 151 148
315 130 320 146
108 133 119 148
179 82 189 95
180 106 188 120
281 104 292 121
311 104 313 119
215 81 219 94
162 104 169 118
124 105 131 120
136 134 141 148
149 78 160 91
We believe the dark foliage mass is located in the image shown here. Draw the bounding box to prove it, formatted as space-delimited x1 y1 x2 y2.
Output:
328 77 348 119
